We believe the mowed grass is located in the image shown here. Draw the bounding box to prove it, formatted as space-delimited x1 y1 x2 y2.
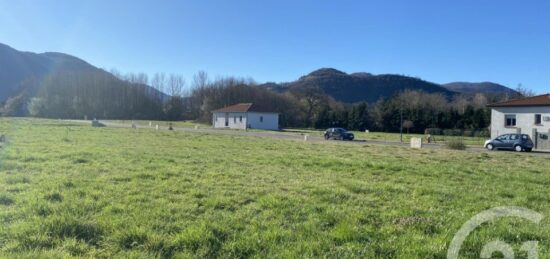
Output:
106 120 207 129
0 118 548 258
101 120 487 146
284 128 487 146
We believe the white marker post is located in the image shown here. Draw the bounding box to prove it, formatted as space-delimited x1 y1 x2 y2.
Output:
410 137 422 149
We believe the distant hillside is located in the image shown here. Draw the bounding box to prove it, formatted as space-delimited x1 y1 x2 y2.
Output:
0 43 166 117
0 42 520 117
0 43 101 100
443 82 517 95
263 68 455 103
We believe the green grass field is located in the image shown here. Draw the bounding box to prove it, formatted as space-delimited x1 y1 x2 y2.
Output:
0 118 548 258
103 120 487 146
284 128 487 146
106 120 207 129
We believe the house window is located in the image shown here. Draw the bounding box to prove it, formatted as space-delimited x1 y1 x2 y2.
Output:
239 116 242 122
505 114 516 127
260 116 263 123
535 114 542 125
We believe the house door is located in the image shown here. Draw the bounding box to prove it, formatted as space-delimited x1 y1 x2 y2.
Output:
225 113 229 127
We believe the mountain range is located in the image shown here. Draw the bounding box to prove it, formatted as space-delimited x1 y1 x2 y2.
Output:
443 82 518 95
0 43 169 99
0 43 103 101
262 68 518 103
0 43 517 110
263 68 449 103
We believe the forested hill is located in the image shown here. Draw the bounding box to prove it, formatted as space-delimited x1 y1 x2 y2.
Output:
0 43 99 100
0 42 517 124
0 43 165 118
443 82 518 95
262 68 456 103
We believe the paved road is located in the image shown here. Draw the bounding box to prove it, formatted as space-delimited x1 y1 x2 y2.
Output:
69 120 550 157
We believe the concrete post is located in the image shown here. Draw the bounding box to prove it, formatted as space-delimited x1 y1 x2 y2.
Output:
411 138 422 149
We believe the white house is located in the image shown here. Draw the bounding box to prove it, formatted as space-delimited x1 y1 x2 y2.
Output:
488 94 550 150
212 103 279 130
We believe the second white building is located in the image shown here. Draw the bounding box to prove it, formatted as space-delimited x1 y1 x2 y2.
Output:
488 94 550 150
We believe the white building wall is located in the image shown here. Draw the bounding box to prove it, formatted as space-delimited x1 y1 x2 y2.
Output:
212 112 248 129
247 112 279 130
491 106 550 139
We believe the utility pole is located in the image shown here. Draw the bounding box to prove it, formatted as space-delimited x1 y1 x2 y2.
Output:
400 108 403 143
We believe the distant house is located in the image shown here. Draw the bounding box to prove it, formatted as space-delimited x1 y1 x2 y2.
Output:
212 103 279 130
488 94 550 150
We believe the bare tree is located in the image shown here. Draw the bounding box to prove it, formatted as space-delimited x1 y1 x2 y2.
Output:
136 72 149 85
403 120 414 134
109 68 123 80
192 71 209 90
168 74 186 97
513 83 536 98
290 85 328 127
151 72 166 102
163 74 186 120
472 93 488 109
453 95 470 114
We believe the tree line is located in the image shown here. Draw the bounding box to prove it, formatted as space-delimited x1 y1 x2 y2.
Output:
3 69 530 134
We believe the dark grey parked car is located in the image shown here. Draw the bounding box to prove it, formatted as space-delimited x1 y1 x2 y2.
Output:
484 134 534 152
324 128 354 141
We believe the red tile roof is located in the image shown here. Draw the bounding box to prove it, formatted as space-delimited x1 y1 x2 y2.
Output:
212 103 277 113
487 94 550 107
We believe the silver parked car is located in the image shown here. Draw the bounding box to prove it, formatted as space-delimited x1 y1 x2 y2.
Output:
484 134 534 152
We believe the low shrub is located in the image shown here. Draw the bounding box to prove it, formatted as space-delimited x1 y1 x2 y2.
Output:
116 227 149 249
6 175 31 185
446 139 466 150
43 216 105 245
45 192 63 202
0 194 15 205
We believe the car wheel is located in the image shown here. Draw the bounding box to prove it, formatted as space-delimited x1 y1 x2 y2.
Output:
514 145 523 152
486 144 494 151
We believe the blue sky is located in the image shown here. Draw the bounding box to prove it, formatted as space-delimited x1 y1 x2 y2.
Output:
1 0 549 93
